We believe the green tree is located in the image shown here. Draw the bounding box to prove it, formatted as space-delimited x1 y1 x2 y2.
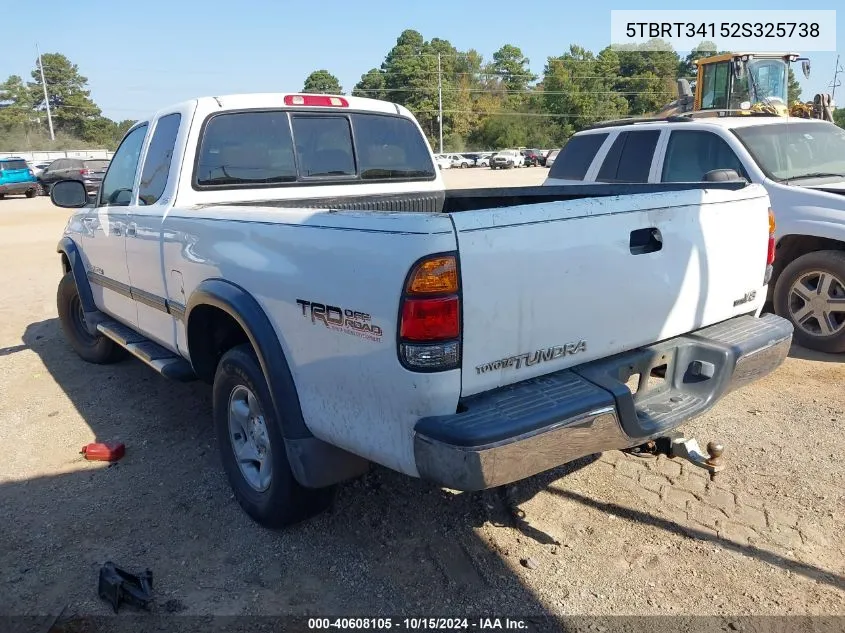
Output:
542 45 628 133
490 44 536 92
28 53 101 136
834 107 845 128
0 75 36 128
302 69 343 94
352 68 387 99
787 68 802 103
612 39 680 115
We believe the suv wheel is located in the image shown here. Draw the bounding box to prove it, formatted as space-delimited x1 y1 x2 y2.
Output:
213 344 334 528
56 272 123 363
774 250 845 354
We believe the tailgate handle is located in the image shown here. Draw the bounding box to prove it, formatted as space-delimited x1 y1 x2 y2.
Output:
629 228 662 255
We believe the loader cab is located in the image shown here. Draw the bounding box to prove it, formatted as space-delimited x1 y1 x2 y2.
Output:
694 53 810 115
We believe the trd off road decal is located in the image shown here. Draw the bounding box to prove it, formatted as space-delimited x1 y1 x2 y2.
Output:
296 299 383 342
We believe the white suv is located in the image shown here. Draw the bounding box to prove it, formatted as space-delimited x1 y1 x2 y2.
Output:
544 115 845 353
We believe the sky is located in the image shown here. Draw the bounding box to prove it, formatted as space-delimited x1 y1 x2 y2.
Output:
4 0 843 122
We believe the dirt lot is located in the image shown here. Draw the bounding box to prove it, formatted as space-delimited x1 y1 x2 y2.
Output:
1 168 843 625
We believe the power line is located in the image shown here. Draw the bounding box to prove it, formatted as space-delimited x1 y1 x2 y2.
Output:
830 54 842 102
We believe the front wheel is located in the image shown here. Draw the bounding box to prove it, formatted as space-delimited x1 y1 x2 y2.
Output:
773 250 845 353
213 344 334 528
57 272 123 363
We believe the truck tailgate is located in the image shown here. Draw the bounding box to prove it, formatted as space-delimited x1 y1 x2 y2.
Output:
452 184 771 397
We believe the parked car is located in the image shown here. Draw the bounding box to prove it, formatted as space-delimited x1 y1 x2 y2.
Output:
443 153 471 168
523 149 546 167
38 158 110 196
49 91 791 529
27 160 53 178
490 149 523 169
545 148 560 168
0 157 38 199
435 154 453 170
543 115 845 353
475 152 494 167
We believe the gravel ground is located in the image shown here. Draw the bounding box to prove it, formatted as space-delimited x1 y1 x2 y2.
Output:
0 170 843 627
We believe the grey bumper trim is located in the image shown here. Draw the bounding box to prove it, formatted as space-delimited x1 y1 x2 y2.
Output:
414 314 793 491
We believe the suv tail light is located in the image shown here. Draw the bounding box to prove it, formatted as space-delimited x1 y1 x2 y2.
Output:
398 254 461 371
80 168 92 176
764 208 776 284
284 94 349 107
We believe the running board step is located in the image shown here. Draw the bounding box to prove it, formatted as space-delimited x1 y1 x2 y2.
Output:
97 320 196 382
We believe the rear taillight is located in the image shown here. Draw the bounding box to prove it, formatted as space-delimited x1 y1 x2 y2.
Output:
398 254 461 371
764 208 776 284
80 169 91 176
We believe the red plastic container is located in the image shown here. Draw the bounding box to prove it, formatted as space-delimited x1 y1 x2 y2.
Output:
81 442 126 462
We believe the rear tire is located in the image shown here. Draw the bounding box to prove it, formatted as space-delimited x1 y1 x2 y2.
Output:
56 272 123 364
774 250 845 354
213 344 334 529
25 188 36 198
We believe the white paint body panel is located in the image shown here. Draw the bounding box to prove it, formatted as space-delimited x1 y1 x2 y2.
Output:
453 185 772 396
62 94 777 477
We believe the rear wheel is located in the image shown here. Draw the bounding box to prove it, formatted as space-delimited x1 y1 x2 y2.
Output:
25 188 36 198
213 344 334 528
774 250 845 354
56 272 123 363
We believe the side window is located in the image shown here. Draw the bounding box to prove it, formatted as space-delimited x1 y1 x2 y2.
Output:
99 124 148 206
547 133 608 180
597 130 660 183
701 62 729 109
291 115 355 177
662 131 747 182
139 113 181 205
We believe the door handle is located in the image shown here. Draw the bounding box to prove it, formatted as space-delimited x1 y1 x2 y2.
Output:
127 223 137 237
629 227 663 255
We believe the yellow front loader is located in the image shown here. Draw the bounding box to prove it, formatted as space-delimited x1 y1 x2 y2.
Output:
658 52 834 121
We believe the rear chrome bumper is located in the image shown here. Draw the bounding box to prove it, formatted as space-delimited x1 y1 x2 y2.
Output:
414 313 793 491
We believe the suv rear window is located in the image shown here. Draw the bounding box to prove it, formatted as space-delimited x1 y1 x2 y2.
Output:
195 110 435 188
0 159 28 171
547 133 608 180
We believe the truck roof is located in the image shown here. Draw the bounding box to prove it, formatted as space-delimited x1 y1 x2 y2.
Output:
144 92 409 124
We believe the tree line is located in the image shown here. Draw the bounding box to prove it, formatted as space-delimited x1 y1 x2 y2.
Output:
1 36 838 153
0 53 135 152
303 30 810 151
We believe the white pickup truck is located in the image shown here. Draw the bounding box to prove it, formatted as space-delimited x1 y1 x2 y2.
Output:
50 92 793 528
544 115 845 353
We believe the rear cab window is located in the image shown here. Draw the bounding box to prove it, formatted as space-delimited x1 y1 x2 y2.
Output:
194 109 436 189
547 133 609 180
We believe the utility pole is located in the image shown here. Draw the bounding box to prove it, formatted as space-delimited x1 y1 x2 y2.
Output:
36 44 55 141
830 54 842 102
437 52 443 154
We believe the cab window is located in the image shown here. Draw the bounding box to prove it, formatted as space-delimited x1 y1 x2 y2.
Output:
662 131 747 182
99 124 148 206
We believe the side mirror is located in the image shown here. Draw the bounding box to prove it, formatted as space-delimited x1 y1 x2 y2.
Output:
50 179 89 208
802 59 811 79
677 78 692 98
704 169 744 182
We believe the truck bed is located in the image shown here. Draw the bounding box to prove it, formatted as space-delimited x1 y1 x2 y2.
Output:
212 182 750 214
